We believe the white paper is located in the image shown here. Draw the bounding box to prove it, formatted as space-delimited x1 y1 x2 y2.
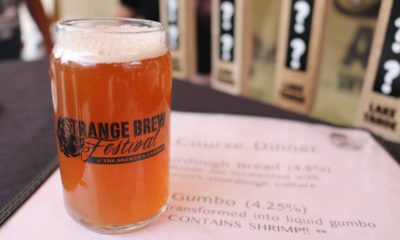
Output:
2 112 400 239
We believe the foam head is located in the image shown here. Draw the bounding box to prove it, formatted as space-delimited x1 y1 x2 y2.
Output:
53 19 168 64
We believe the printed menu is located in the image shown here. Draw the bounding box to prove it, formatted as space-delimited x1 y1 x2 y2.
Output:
2 112 400 239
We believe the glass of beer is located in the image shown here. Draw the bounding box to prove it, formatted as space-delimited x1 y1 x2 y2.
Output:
50 18 171 234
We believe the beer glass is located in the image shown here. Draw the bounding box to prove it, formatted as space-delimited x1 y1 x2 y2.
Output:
50 18 171 233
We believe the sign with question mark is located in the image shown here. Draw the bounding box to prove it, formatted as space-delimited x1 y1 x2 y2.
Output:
219 0 235 62
167 0 179 50
159 0 197 79
211 0 252 95
286 0 314 71
356 0 400 142
274 0 327 113
372 1 400 98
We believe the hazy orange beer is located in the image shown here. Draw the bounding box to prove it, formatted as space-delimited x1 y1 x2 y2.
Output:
50 19 171 233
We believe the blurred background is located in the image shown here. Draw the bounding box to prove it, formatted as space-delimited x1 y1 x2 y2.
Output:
19 0 119 60
5 0 391 140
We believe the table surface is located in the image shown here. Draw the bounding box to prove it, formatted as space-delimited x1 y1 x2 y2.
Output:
0 58 399 226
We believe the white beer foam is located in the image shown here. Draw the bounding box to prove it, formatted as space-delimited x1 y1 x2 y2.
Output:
53 25 167 64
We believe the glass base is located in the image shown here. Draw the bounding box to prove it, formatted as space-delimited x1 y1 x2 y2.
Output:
67 204 168 234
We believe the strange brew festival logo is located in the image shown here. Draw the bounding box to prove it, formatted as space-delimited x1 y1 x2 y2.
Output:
56 112 167 164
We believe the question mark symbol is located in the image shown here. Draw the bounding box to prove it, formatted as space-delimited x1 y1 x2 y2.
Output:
290 38 306 70
167 0 179 50
293 0 310 34
168 25 179 50
167 0 178 22
391 18 400 54
221 33 234 61
381 60 400 95
221 1 234 31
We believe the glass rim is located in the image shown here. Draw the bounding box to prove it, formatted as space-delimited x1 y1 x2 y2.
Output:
56 18 164 34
